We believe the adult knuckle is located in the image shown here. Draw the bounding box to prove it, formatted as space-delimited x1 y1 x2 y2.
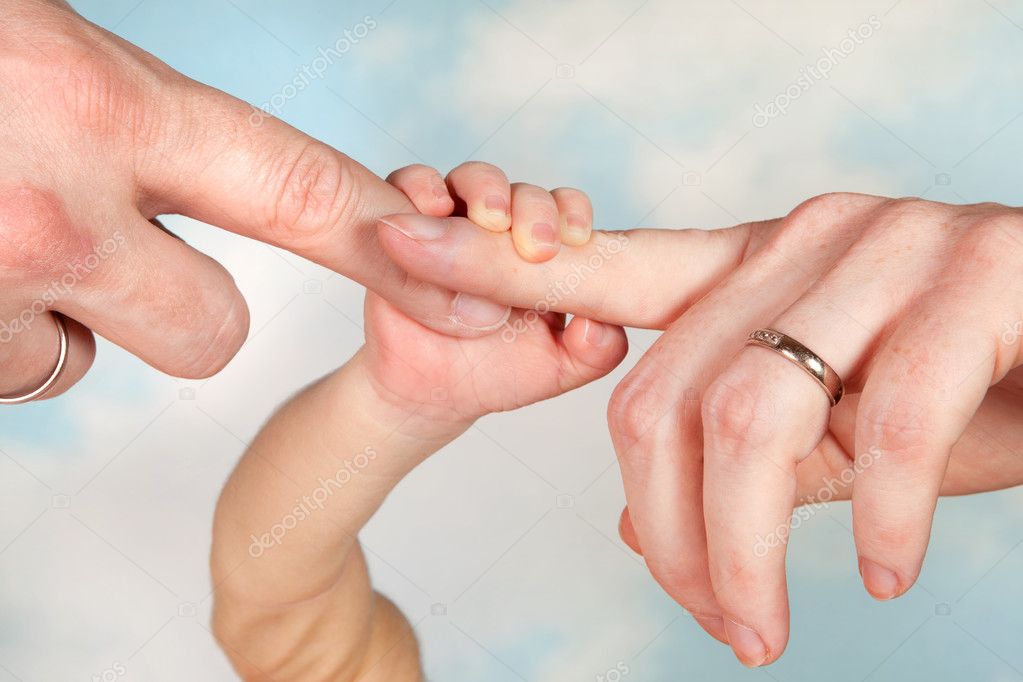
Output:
265 142 356 249
799 191 854 213
36 43 161 145
607 375 678 450
59 57 131 130
873 197 953 238
0 186 89 277
775 192 882 244
789 191 859 223
880 196 934 219
858 397 934 458
3 9 175 151
958 213 1023 268
701 376 776 457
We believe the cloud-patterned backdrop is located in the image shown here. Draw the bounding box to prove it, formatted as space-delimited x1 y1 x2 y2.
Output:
2 0 1022 680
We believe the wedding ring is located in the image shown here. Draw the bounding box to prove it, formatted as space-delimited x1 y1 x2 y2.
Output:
746 328 844 406
0 313 70 405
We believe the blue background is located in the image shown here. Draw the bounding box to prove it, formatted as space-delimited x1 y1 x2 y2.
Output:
1 0 1022 680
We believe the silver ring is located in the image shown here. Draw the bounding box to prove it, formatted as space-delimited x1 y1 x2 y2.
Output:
746 328 844 406
0 313 70 405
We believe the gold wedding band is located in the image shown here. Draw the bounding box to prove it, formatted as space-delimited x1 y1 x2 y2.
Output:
746 328 844 406
0 313 70 405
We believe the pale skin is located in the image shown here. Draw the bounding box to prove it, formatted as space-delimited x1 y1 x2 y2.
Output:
7 0 1022 670
0 0 580 400
212 340 1022 680
210 176 626 681
213 180 1023 676
378 195 1023 666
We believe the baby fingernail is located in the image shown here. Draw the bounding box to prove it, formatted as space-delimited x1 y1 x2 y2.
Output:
724 620 769 667
583 319 605 346
379 215 448 241
453 293 510 329
859 558 900 600
485 195 509 216
566 213 589 233
531 222 558 249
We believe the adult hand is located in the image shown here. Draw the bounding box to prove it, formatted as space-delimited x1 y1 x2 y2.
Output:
376 193 1023 665
0 0 530 402
617 384 1023 568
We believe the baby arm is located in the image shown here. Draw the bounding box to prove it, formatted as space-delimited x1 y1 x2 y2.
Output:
211 300 627 680
210 353 462 682
210 167 624 681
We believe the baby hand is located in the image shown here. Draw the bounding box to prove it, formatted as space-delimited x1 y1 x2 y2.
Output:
359 163 623 429
385 162 593 262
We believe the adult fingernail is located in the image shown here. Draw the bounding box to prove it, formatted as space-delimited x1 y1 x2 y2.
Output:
583 319 605 346
379 215 448 241
724 619 769 667
453 293 510 329
531 222 558 249
484 195 509 216
859 558 900 600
